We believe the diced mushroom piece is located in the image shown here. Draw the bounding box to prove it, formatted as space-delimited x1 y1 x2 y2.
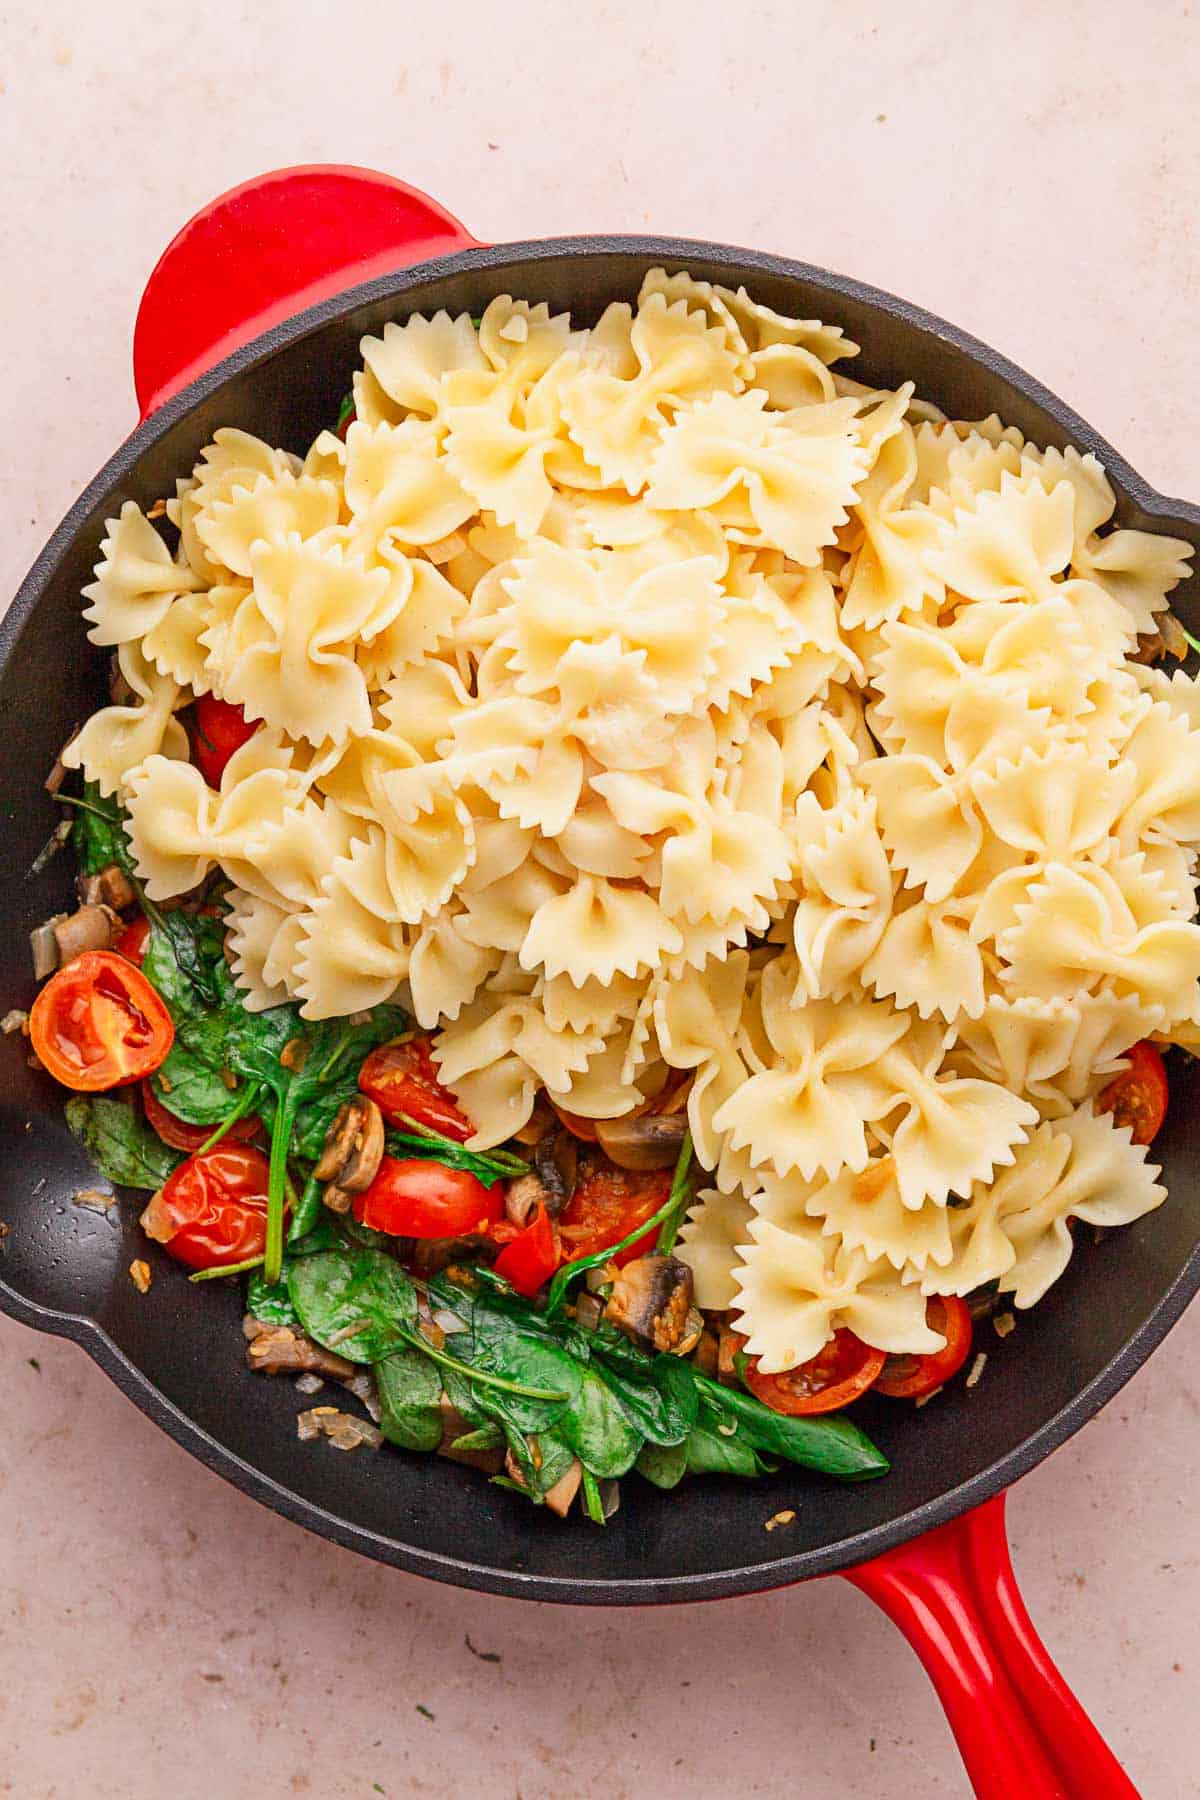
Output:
52 904 123 965
30 916 67 978
243 1315 357 1378
595 1109 687 1171
503 1445 583 1518
543 1457 584 1518
532 1128 577 1213
603 1254 696 1353
314 1097 385 1214
411 1233 500 1276
504 1127 578 1227
438 1396 505 1473
76 863 137 911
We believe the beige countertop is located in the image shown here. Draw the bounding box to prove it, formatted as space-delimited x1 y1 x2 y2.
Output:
2 4 1198 1795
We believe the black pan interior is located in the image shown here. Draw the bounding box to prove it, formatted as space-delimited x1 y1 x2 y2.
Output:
2 239 1198 1602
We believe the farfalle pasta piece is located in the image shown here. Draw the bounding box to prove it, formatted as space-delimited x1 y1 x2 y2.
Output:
732 1215 943 1370
647 390 866 567
293 877 411 1018
217 532 390 744
358 310 486 421
520 874 683 985
791 789 893 1000
1115 700 1200 847
971 740 1134 861
560 291 743 493
801 1157 956 1276
863 892 985 1021
712 970 912 1182
654 955 758 1192
61 641 188 799
406 909 499 1029
342 418 476 549
676 1186 755 1309
859 753 983 901
194 469 341 577
123 746 304 899
433 973 601 1146
871 1022 1038 1208
999 861 1200 1019
223 890 306 1012
81 502 205 646
142 589 220 693
931 474 1076 602
840 424 946 630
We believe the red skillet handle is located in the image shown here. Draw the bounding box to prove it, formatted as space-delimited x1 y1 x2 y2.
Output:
133 164 481 418
843 1495 1140 1799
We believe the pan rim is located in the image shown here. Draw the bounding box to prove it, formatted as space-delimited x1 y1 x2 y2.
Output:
3 231 1199 1602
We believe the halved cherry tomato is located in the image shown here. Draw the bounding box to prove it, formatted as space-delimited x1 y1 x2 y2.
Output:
116 915 151 965
141 1143 273 1271
557 1154 672 1268
190 695 257 788
359 1038 473 1141
141 1079 260 1154
353 1155 503 1238
492 1201 561 1298
1097 1040 1169 1145
874 1295 974 1400
743 1329 887 1416
31 950 174 1092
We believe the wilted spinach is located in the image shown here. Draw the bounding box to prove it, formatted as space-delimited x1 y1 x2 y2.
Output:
65 1094 183 1191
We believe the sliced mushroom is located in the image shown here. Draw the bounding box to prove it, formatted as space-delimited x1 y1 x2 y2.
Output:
313 1097 385 1213
30 917 66 979
52 904 123 965
76 863 137 911
411 1234 500 1277
594 1109 687 1171
603 1255 696 1353
505 1129 578 1226
438 1396 505 1473
512 1096 556 1145
532 1128 577 1211
503 1446 583 1518
243 1317 357 1379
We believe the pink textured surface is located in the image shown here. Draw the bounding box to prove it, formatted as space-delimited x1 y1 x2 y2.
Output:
2 5 1199 1796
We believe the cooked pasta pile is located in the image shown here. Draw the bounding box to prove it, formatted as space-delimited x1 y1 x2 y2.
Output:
65 270 1198 1372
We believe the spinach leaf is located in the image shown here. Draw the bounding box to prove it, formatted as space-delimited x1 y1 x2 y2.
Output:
446 1322 579 1434
376 1346 444 1452
555 1365 642 1478
591 1344 698 1448
288 1248 417 1363
65 1095 182 1191
695 1375 888 1481
287 1173 324 1246
635 1440 688 1490
245 1270 299 1327
683 1422 777 1479
66 782 135 877
504 1425 577 1501
151 1051 236 1125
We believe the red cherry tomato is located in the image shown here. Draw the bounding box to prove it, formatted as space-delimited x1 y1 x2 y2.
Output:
141 1079 260 1154
557 1154 672 1268
492 1202 561 1298
359 1038 474 1142
353 1155 503 1238
743 1329 887 1416
116 915 151 965
336 403 357 442
141 1144 273 1271
31 950 173 1092
874 1296 974 1400
1097 1040 1169 1145
190 695 257 787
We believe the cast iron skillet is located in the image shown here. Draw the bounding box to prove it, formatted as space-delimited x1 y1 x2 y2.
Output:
3 166 1197 1798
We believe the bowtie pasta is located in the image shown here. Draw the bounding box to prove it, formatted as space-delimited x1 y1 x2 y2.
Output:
66 268 1197 1375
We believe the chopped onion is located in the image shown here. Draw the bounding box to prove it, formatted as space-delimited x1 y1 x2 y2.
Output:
30 918 65 979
